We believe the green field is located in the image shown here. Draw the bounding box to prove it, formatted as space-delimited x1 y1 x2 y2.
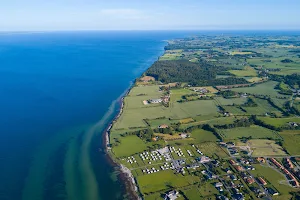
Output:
136 170 199 194
180 116 237 130
258 117 300 128
169 100 219 118
231 81 288 97
191 129 218 142
214 96 247 105
222 106 246 115
243 98 281 115
280 130 300 155
182 187 201 200
244 139 287 156
197 142 229 158
248 56 300 75
229 66 257 77
112 135 148 157
170 88 196 103
129 85 161 96
217 125 281 140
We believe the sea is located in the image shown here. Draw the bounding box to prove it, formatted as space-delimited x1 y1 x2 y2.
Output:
0 31 195 200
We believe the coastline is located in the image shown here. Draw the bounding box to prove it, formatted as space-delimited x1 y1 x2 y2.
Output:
102 43 166 200
101 85 141 200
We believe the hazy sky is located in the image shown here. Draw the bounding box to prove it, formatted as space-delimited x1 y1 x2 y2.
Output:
1 0 300 31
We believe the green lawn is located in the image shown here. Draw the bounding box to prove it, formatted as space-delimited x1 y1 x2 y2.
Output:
136 170 199 194
217 125 281 140
180 116 237 130
129 85 161 96
197 142 229 158
214 96 247 105
198 181 219 198
222 106 246 115
258 117 300 128
112 135 148 157
182 187 201 200
280 130 300 155
170 88 196 103
229 66 257 77
191 129 218 142
243 98 281 115
231 81 288 98
245 139 287 157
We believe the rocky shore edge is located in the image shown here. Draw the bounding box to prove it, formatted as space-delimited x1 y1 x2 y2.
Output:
102 87 142 200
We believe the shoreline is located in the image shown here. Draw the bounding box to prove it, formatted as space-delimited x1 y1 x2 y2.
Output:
101 85 141 200
101 43 166 199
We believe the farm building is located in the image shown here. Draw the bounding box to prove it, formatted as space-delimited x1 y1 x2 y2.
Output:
158 124 169 129
164 190 179 200
150 98 162 104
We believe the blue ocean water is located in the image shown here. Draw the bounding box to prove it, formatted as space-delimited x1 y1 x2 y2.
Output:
0 31 196 200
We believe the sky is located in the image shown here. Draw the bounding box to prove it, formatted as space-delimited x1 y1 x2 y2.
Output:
0 0 300 31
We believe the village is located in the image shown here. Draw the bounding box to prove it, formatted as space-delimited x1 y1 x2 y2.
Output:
120 140 300 200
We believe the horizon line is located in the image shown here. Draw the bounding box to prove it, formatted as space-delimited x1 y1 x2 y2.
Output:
1 29 300 33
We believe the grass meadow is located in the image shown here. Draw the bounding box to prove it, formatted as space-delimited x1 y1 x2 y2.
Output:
231 81 288 97
112 135 148 157
191 129 218 142
280 130 300 155
214 96 247 105
258 117 300 128
136 170 199 194
217 125 281 140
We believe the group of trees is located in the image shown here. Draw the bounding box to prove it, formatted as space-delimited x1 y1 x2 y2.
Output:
214 117 254 129
120 128 154 142
219 90 239 98
270 73 300 90
243 97 258 107
145 60 248 86
146 60 217 83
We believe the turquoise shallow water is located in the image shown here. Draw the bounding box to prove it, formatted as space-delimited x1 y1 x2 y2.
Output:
0 31 178 200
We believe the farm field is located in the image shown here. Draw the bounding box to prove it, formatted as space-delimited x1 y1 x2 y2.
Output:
217 125 281 140
229 66 257 77
112 135 148 157
112 106 167 129
169 100 219 119
214 96 247 105
243 98 281 115
129 85 161 96
242 139 287 156
136 170 199 195
170 88 196 103
191 129 218 143
245 77 264 83
182 187 201 200
231 81 287 97
279 130 300 155
258 117 300 128
179 116 237 130
222 105 246 115
197 142 229 158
